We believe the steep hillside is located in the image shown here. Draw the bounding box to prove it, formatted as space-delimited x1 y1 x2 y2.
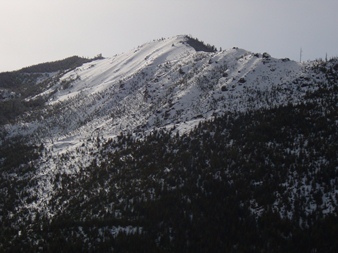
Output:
0 56 101 125
0 35 338 252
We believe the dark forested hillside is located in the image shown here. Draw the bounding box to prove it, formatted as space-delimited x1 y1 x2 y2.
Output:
0 56 93 89
2 77 337 252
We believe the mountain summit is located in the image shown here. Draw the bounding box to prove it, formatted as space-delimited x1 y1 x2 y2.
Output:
1 35 338 252
1 35 310 143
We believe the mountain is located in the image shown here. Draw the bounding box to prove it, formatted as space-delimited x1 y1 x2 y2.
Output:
0 35 338 252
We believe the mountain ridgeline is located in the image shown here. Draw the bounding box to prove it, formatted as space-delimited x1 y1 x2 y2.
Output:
0 55 103 124
0 35 337 252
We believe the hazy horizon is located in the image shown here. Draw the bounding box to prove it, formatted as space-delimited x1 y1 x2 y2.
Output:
1 0 338 72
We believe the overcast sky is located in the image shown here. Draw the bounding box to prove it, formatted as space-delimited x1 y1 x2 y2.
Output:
1 0 338 72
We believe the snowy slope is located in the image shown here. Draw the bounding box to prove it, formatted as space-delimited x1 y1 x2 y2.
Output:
7 36 312 143
1 35 332 216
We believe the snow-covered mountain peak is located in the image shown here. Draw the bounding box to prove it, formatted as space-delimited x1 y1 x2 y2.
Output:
1 35 338 248
1 35 333 189
4 35 319 147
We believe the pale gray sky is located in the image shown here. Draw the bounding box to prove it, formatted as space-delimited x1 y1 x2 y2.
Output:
1 0 338 72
